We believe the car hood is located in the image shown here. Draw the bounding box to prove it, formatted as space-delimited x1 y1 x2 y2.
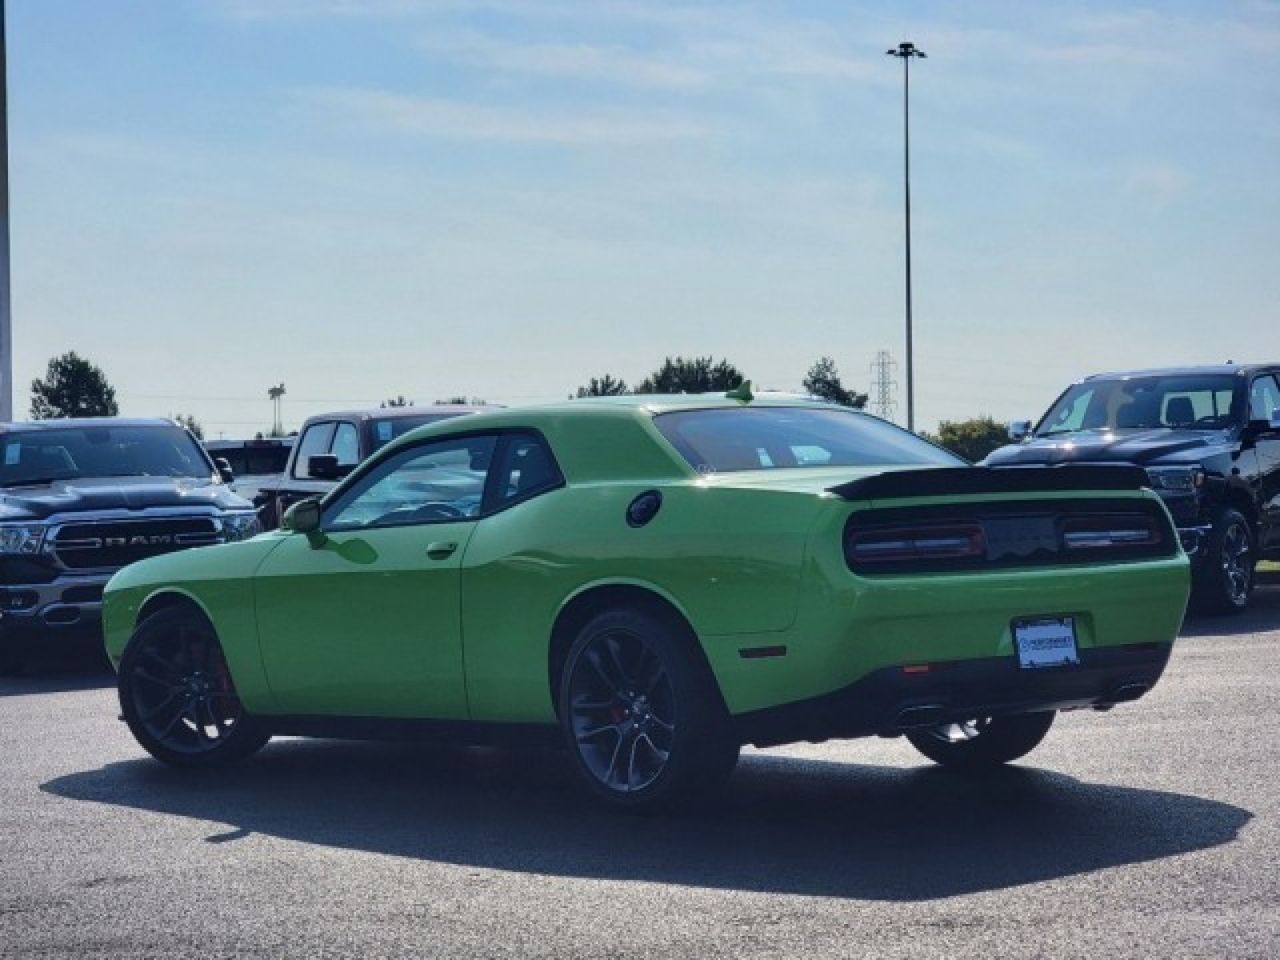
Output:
984 428 1237 467
0 476 252 521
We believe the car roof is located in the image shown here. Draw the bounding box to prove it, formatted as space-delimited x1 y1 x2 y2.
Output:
1084 363 1278 381
204 437 294 449
390 393 872 437
547 393 844 413
0 417 180 433
298 405 494 425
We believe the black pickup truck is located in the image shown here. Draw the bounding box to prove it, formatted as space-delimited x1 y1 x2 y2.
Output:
253 405 489 527
986 364 1280 612
0 418 260 673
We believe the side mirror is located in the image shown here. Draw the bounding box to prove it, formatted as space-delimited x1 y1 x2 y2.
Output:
214 457 235 484
282 498 324 546
308 454 354 481
1008 419 1033 441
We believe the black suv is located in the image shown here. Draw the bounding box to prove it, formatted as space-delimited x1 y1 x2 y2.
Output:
986 364 1280 612
0 418 260 672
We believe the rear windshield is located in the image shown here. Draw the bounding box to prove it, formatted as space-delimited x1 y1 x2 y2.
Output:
653 408 962 474
211 445 291 477
370 414 467 450
0 425 212 486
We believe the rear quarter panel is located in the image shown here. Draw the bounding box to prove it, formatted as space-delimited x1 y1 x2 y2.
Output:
460 480 824 723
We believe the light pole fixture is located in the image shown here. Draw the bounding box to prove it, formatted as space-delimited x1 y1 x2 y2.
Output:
885 40 925 432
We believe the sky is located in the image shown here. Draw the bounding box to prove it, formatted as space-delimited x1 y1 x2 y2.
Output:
9 0 1280 437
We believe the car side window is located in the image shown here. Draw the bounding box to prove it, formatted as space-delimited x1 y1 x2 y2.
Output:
325 434 497 531
294 422 336 479
1249 375 1280 422
331 422 361 467
493 434 563 507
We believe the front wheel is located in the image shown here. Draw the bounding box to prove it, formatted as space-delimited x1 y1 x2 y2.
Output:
906 711 1055 769
1194 508 1254 615
118 607 269 767
558 606 739 812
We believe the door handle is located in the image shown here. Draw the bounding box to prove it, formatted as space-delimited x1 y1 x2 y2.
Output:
426 541 458 560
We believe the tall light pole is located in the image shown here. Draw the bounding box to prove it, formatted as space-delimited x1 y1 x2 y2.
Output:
886 40 925 433
0 0 12 422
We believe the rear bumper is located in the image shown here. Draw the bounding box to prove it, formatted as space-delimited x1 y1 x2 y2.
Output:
733 641 1172 748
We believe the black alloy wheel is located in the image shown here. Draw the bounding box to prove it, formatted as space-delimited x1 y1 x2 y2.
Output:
566 626 677 794
559 606 739 811
1196 508 1254 615
119 607 269 767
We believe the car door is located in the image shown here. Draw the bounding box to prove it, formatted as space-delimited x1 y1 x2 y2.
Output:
254 432 498 718
1249 373 1280 551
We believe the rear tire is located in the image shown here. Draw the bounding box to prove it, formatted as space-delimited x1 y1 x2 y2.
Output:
1193 508 1254 615
118 607 269 768
0 637 24 677
558 605 739 812
906 711 1055 770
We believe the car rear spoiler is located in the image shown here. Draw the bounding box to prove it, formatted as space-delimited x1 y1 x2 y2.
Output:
827 463 1151 501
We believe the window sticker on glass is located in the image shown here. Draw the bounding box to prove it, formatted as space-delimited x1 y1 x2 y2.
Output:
376 422 392 443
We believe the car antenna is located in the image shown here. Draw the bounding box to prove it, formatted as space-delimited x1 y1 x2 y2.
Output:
725 380 754 404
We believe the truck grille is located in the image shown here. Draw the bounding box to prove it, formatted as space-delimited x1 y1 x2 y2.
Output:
51 517 222 570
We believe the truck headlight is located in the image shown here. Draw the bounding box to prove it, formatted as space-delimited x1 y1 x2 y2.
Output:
1146 466 1205 493
0 522 47 555
221 512 262 542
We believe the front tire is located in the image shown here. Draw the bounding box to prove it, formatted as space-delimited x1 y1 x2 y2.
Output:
118 607 269 767
0 632 25 677
906 711 1055 770
558 605 739 812
1194 508 1254 615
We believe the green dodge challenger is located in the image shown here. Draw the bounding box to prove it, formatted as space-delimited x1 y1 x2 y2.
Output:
103 394 1190 810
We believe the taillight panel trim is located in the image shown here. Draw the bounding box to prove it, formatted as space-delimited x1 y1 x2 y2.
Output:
843 498 1177 575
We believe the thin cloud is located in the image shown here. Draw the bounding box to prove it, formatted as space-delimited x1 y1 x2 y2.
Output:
302 87 710 144
418 31 707 89
1125 163 1192 209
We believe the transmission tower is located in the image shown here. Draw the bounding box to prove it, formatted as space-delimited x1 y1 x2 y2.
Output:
869 350 898 422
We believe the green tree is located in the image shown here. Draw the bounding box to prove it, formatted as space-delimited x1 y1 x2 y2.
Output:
924 415 1010 463
575 374 629 398
30 351 119 419
802 356 868 408
172 413 204 439
635 356 743 394
381 395 413 408
436 396 485 405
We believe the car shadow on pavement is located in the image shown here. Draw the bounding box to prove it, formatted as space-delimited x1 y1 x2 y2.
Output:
42 739 1250 902
1180 579 1280 638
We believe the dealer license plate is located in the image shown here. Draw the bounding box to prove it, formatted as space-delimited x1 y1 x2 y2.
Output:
1013 616 1080 669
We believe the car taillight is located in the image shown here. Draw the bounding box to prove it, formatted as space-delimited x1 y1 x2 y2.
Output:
1061 514 1158 550
846 523 986 567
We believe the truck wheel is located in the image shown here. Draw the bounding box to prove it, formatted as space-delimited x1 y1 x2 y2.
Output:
906 711 1055 769
118 607 269 767
558 605 739 812
0 639 24 677
1195 508 1254 615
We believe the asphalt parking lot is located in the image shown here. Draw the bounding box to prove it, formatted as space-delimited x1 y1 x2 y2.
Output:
3 582 1279 959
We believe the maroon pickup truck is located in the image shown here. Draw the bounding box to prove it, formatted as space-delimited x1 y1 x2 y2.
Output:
253 405 490 528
